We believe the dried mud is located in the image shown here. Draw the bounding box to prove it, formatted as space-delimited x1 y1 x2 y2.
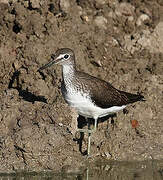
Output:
0 0 163 173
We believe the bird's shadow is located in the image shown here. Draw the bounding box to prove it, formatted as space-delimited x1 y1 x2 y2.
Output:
8 70 47 104
74 114 117 155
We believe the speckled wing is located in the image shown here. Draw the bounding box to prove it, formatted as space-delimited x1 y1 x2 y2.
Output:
76 71 144 109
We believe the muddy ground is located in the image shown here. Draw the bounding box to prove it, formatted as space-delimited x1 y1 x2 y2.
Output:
0 0 163 173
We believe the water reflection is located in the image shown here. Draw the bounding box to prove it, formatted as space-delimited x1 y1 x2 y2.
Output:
0 160 162 180
84 160 163 180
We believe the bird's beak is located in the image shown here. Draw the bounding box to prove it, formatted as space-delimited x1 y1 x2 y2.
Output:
38 54 60 71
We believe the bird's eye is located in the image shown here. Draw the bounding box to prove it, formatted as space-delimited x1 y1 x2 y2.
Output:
64 54 69 59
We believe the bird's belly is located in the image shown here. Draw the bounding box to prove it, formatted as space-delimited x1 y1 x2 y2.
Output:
63 91 126 119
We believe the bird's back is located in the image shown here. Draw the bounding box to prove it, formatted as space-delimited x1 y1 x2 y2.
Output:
75 71 144 109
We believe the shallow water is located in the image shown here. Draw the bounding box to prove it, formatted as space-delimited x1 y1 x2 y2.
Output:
0 160 162 180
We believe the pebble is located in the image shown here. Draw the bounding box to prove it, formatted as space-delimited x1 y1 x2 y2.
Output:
58 123 63 127
104 152 112 159
13 61 20 70
136 14 150 26
95 0 107 6
30 0 41 9
128 16 134 22
81 15 89 22
0 0 9 3
104 165 111 171
95 0 107 8
91 60 102 67
60 0 70 13
94 16 107 29
115 2 135 17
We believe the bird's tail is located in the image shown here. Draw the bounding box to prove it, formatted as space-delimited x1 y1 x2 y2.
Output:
120 91 145 104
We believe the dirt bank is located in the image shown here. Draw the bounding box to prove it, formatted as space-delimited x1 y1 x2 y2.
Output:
0 0 163 173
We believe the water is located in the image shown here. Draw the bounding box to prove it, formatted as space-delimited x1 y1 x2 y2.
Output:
0 160 162 180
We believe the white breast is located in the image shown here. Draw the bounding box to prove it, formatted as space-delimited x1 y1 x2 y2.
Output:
64 89 126 119
61 64 126 119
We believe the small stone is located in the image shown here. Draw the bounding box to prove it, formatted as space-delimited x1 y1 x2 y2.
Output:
23 1 29 8
13 61 20 70
128 16 134 22
104 152 112 159
30 0 41 9
136 14 150 26
0 0 9 3
91 60 102 67
108 10 115 18
95 0 107 8
104 164 111 171
77 6 83 16
94 16 107 29
81 15 89 22
95 0 106 6
60 0 70 13
59 123 63 127
112 37 119 46
115 2 135 17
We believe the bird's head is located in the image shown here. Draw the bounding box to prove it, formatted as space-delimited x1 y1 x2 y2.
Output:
39 48 75 70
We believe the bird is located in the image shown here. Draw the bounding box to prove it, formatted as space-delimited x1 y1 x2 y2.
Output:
39 48 145 156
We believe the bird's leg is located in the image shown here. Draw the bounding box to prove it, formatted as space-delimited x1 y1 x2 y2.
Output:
87 119 91 155
77 118 92 155
87 117 98 156
77 117 98 156
94 117 97 132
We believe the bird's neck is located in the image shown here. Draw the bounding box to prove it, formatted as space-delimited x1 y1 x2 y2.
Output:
62 63 76 85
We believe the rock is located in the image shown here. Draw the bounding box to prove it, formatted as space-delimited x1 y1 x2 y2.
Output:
104 152 112 159
124 22 163 54
60 0 70 13
136 14 150 26
137 22 163 53
59 123 63 127
95 0 107 8
30 0 41 9
94 16 107 29
91 60 102 67
115 2 135 17
13 61 21 70
0 0 9 3
128 16 134 22
148 22 163 53
81 15 90 22
95 0 106 6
